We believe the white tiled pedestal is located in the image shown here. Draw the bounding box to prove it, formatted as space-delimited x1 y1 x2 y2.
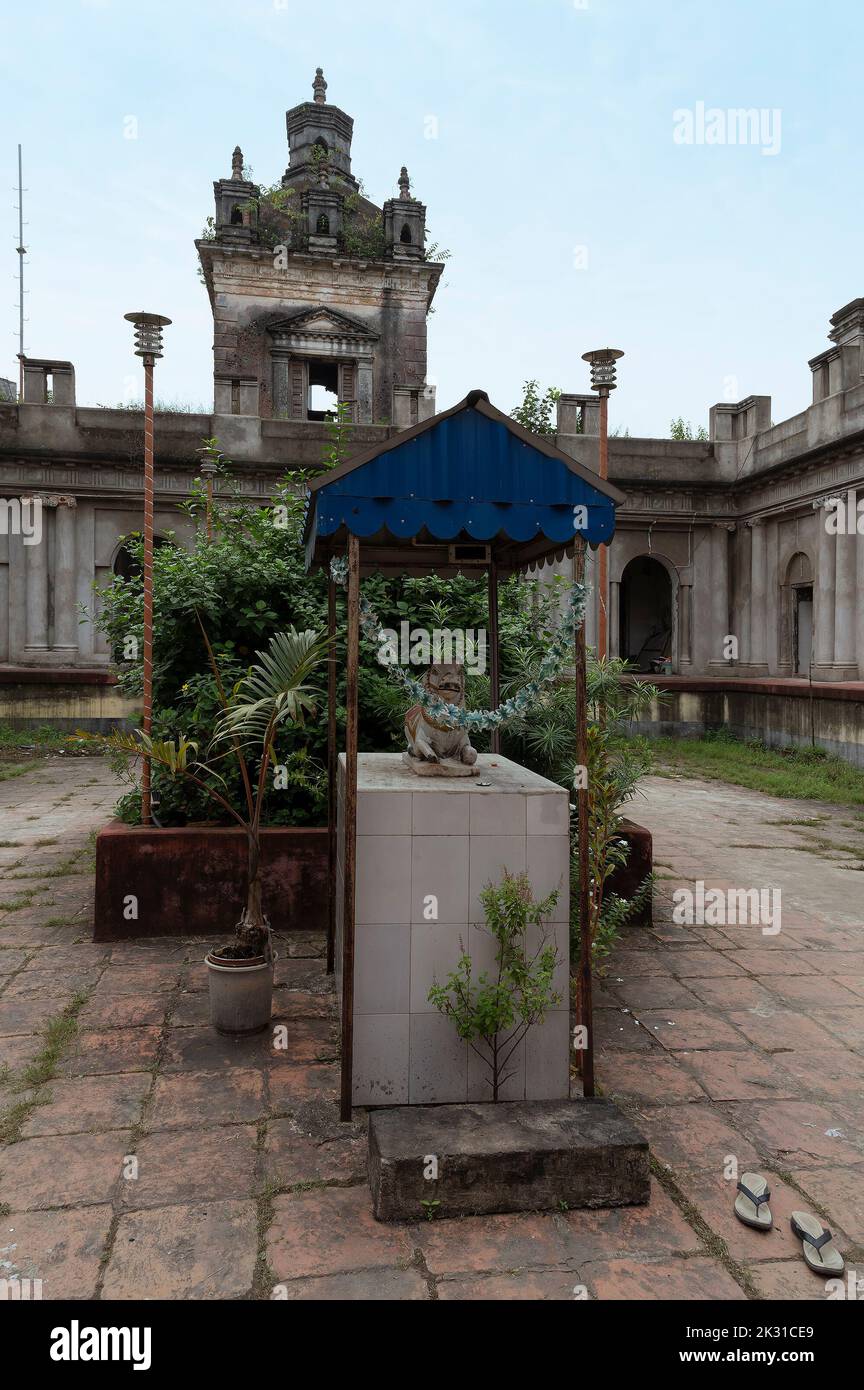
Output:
336 753 570 1106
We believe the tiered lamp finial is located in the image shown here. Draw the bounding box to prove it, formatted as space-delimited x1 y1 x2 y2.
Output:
231 146 244 180
398 165 411 199
313 67 327 104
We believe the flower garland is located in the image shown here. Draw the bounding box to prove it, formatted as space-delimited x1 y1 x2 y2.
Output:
328 555 587 732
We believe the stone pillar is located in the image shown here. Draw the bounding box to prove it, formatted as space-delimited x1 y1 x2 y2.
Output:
678 581 692 668
708 524 731 668
608 578 620 659
814 504 835 671
357 361 373 423
53 498 78 655
24 498 49 655
834 517 857 672
748 519 768 670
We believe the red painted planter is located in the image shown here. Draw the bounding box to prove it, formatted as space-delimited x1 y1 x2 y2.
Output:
93 822 328 942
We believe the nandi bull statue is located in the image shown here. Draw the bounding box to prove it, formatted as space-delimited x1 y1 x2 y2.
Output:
403 663 480 777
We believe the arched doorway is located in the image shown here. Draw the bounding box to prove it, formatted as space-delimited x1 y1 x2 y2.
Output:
619 555 674 672
782 551 813 675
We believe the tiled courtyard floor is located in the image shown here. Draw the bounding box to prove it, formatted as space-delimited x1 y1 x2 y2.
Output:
0 758 862 1300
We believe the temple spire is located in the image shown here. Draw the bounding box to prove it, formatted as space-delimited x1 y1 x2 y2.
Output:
313 67 327 104
398 165 411 199
231 146 243 180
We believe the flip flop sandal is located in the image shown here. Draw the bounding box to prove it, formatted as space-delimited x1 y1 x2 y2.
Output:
734 1173 773 1230
790 1212 845 1276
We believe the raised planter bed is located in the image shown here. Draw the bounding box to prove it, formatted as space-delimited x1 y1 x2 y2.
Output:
93 822 328 941
93 813 652 941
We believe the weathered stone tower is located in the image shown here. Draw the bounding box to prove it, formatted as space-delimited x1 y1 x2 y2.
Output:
197 69 443 426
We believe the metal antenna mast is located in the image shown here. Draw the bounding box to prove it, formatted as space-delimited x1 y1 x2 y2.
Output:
15 144 26 399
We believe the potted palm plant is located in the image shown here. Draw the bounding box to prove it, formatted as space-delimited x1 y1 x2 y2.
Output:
104 626 329 1033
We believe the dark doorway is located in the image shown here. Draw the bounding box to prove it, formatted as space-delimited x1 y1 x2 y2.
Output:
620 555 674 672
794 585 813 675
113 536 172 582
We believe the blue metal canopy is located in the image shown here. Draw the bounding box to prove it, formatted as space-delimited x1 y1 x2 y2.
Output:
303 390 623 574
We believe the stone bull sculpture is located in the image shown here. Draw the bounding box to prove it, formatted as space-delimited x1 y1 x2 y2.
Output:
403 663 479 777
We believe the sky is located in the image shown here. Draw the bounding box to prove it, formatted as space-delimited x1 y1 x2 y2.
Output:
1 0 862 436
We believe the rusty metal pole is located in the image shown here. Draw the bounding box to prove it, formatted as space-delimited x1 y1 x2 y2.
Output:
574 537 594 1095
125 311 170 827
326 577 337 975
206 475 214 543
141 354 155 825
488 559 500 755
339 535 360 1122
597 391 609 662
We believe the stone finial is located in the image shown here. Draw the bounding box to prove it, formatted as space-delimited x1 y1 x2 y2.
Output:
231 146 244 180
398 165 411 200
313 68 327 104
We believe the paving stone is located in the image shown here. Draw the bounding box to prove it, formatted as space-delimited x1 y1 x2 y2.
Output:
416 1209 572 1274
819 1006 864 1048
789 1166 864 1244
607 978 702 1011
60 1027 161 1076
274 1267 428 1300
263 1118 366 1187
747 1259 842 1301
102 1200 258 1299
597 1053 707 1104
641 1009 748 1051
725 1008 843 1052
677 1051 800 1102
0 997 64 1036
2 967 102 1000
93 963 185 995
667 952 749 978
594 1011 661 1052
267 1187 415 1280
149 1069 267 1130
20 1073 150 1137
0 949 31 974
685 977 777 1009
436 1269 581 1300
79 993 169 1029
768 974 862 1008
557 1179 701 1261
269 1063 340 1109
118 1125 259 1209
722 954 820 977
275 958 335 992
160 1025 280 1072
582 1255 746 1300
725 1101 864 1167
778 1050 864 1104
0 1131 130 1210
632 1105 761 1176
0 1204 113 1299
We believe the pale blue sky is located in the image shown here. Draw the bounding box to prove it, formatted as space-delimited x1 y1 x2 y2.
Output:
2 0 861 435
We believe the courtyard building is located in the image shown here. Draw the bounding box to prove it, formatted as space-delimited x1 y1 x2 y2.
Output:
0 72 862 755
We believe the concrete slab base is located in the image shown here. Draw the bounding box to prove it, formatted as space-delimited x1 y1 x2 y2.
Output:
368 1098 650 1221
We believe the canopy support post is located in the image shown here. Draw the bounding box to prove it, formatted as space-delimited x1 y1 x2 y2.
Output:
488 559 500 754
574 537 595 1096
339 535 360 1123
326 576 337 975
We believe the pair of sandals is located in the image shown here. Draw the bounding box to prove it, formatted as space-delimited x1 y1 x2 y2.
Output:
734 1173 845 1276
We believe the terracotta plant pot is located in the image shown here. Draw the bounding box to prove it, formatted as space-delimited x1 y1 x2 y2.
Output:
205 950 277 1035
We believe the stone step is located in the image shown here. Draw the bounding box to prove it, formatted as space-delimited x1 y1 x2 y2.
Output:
368 1098 650 1221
